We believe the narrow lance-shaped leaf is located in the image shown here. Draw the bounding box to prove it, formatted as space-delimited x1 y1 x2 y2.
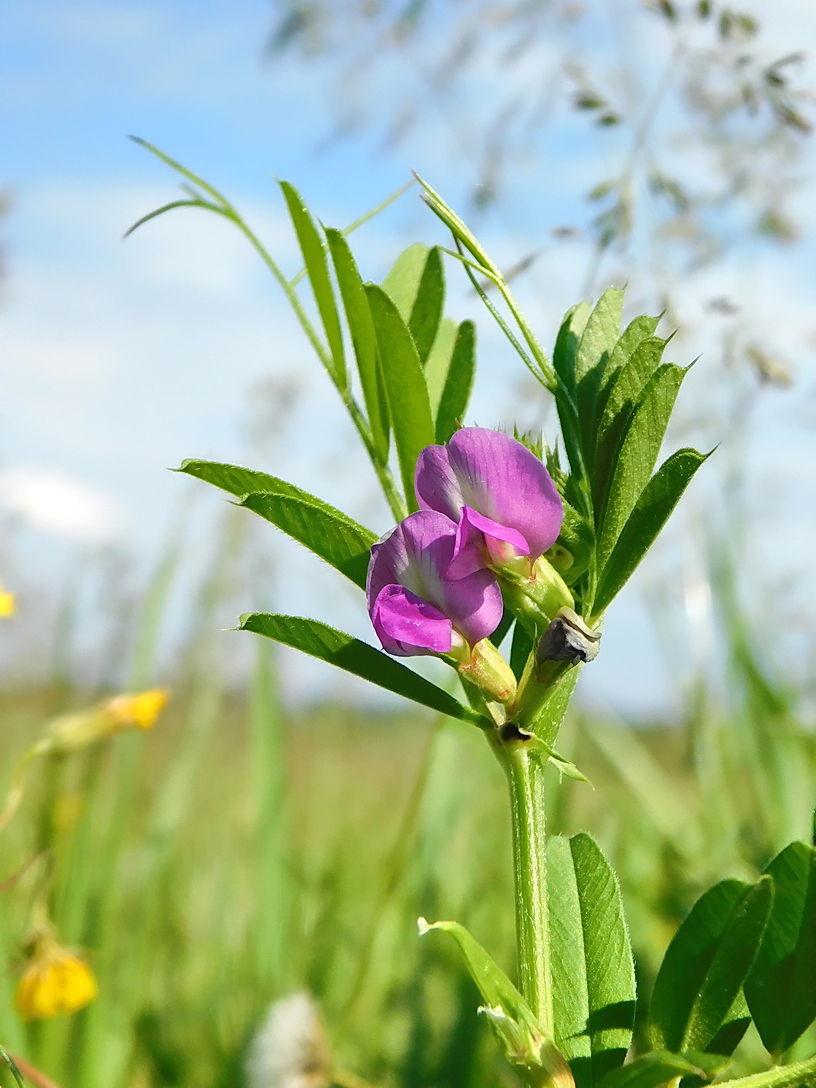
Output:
239 492 375 590
596 363 688 567
419 918 574 1088
575 289 623 461
650 877 774 1056
382 243 431 319
409 247 445 365
177 460 377 590
745 840 816 1055
325 227 390 463
279 181 347 389
436 319 476 443
424 317 457 418
592 336 668 510
593 448 709 618
239 614 487 727
365 284 435 510
548 833 636 1088
553 301 590 394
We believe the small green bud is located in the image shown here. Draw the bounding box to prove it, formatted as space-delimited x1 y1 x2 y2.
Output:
450 638 517 705
499 556 574 636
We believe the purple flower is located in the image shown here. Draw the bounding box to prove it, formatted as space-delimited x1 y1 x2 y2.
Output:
414 428 564 580
367 510 503 658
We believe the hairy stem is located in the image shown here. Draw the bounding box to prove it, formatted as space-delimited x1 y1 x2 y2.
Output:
503 743 553 1036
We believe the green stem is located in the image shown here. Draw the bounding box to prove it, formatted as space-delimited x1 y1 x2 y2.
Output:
502 743 553 1037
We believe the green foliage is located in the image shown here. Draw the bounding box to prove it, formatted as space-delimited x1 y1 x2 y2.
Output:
419 918 572 1086
279 180 347 389
592 449 710 618
239 612 487 726
547 833 636 1088
435 319 476 444
365 283 436 510
325 227 390 463
650 877 774 1055
745 841 816 1055
179 459 377 589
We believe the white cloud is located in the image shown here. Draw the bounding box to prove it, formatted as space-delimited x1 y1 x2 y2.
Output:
0 465 126 544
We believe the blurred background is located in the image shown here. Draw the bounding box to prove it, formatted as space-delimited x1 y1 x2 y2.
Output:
1 3 816 1087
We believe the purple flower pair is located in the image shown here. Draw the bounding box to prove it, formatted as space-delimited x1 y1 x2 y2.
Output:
367 428 564 660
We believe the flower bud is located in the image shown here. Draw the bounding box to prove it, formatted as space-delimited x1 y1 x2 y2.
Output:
499 557 574 636
15 934 98 1019
450 638 517 705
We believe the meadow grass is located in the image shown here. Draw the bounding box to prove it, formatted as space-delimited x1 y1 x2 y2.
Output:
1 532 814 1088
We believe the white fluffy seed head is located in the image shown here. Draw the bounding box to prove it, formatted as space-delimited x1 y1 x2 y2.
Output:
245 992 331 1088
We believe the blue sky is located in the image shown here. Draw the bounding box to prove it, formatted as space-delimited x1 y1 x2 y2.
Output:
1 0 815 714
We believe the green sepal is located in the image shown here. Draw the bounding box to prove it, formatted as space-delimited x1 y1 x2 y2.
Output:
239 613 488 727
419 918 574 1088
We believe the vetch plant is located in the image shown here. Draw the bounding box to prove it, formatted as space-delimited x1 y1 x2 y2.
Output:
131 145 816 1088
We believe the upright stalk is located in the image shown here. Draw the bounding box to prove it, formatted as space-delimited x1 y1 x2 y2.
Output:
502 742 553 1037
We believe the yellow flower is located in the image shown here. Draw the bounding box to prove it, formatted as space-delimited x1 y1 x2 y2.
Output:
46 688 170 753
0 586 16 617
15 935 98 1019
106 689 169 730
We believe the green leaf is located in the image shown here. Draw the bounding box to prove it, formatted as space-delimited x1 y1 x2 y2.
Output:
650 877 774 1055
592 336 668 509
239 614 487 726
279 181 346 388
365 284 435 510
597 1051 715 1088
600 315 661 392
410 247 445 364
325 227 389 463
575 289 624 385
575 290 624 459
548 833 636 1088
596 364 687 566
177 458 306 499
436 320 476 443
745 840 816 1055
593 448 709 617
553 302 591 393
424 317 457 418
239 491 375 590
419 918 573 1087
382 243 431 320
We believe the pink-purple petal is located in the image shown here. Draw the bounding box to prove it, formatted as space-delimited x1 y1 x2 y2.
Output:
371 585 453 656
366 509 503 655
418 428 564 562
414 444 465 522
